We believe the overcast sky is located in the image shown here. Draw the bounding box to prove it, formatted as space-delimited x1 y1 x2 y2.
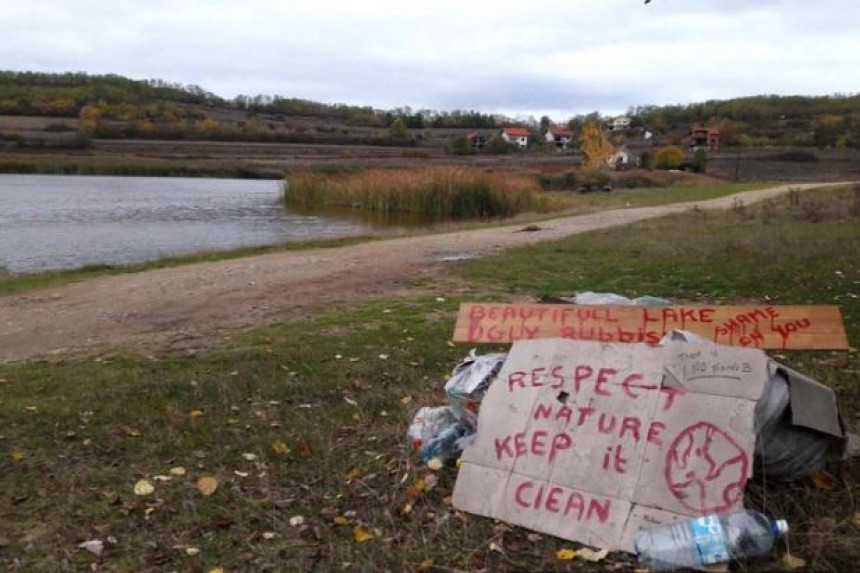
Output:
4 0 859 120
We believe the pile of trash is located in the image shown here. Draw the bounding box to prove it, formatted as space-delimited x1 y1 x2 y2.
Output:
408 292 848 479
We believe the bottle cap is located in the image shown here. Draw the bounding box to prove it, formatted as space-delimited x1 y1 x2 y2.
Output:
773 519 789 535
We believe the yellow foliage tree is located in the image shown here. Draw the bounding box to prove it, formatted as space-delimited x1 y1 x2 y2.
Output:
78 105 102 134
653 145 685 169
199 118 220 134
579 121 612 168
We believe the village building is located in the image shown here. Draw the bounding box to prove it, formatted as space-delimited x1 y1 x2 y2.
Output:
500 126 530 148
689 125 721 150
610 116 631 131
544 128 573 150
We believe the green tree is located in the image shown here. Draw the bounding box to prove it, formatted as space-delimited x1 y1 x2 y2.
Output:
387 117 408 139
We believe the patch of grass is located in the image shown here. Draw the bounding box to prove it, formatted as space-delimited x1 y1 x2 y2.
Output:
284 166 563 219
1 185 858 571
0 236 375 295
0 157 283 179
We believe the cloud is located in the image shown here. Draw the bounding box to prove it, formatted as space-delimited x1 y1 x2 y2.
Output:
2 0 858 118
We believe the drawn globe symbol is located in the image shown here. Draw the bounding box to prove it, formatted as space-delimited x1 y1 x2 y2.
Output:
664 422 749 514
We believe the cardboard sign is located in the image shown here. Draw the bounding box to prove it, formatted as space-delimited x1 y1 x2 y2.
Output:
453 339 769 551
453 303 849 350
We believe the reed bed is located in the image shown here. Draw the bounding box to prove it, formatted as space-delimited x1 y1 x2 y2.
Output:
283 167 560 219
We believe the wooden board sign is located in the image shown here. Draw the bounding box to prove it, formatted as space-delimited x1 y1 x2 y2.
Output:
453 303 849 350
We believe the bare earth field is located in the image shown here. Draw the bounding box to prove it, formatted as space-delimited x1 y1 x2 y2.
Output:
0 182 843 364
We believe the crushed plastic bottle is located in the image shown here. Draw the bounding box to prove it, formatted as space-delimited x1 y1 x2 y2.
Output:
633 510 788 571
421 421 473 466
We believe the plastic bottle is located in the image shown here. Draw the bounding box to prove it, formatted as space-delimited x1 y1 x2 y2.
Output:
421 421 473 465
633 510 788 571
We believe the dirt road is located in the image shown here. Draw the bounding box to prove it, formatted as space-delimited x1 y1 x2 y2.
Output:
0 183 846 363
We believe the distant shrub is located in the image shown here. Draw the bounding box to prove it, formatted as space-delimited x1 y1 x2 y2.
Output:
638 150 653 170
284 166 559 219
613 174 662 189
446 136 475 156
484 134 514 155
577 169 612 193
689 149 708 173
654 145 685 170
537 172 579 191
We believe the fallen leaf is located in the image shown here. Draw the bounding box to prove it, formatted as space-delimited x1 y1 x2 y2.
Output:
189 409 204 419
379 354 389 360
134 479 154 496
208 568 224 573
346 468 362 481
242 453 258 461
353 526 373 543
417 558 434 570
556 548 577 560
400 396 412 405
781 553 806 570
153 475 173 482
122 426 142 437
402 503 413 515
297 443 312 455
185 547 200 556
489 541 503 553
169 467 186 476
577 547 609 562
853 512 860 527
426 458 442 471
234 470 249 478
812 470 836 490
10 449 24 462
196 476 218 496
344 396 358 407
78 539 104 556
263 532 276 540
272 440 291 455
334 516 350 526
289 515 305 527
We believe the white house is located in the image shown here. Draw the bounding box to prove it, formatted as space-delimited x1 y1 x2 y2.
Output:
606 147 631 169
611 116 631 131
544 128 573 150
500 126 530 148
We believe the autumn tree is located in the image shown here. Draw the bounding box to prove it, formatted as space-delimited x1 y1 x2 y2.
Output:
580 120 613 168
653 145 685 169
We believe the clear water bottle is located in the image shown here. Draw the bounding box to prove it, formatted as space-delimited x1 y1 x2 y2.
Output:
633 510 788 571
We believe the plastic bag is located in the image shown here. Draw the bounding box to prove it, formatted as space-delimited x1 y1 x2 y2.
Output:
445 349 507 428
572 291 671 306
407 406 458 451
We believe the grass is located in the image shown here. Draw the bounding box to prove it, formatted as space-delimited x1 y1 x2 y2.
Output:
1 186 858 571
284 166 563 219
0 236 375 295
0 157 283 179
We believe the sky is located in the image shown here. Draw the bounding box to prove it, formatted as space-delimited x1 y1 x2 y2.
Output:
3 0 859 120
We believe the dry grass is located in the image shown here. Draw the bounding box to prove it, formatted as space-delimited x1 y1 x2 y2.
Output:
284 166 562 219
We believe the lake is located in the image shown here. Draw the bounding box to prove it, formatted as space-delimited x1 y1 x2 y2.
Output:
0 174 383 272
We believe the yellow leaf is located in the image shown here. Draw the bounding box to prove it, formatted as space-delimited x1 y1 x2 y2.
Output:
196 476 218 496
208 568 224 573
577 547 609 562
10 449 24 462
189 409 204 419
852 512 860 527
122 426 142 437
134 479 154 496
333 516 350 526
812 470 836 490
402 503 413 515
417 558 434 571
169 466 187 476
353 526 374 543
781 553 806 570
556 548 577 560
346 468 362 481
401 396 412 405
272 440 291 455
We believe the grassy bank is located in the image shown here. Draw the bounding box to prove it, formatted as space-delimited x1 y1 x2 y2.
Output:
1 186 858 571
284 166 563 219
0 157 283 179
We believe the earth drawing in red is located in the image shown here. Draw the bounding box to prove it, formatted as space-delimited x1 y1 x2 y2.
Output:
664 422 749 514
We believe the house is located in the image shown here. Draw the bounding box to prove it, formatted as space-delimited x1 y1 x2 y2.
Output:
606 146 631 169
544 128 573 150
611 116 631 131
500 126 530 148
689 125 721 151
466 133 486 150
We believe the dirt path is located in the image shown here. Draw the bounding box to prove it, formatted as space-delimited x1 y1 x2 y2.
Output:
0 182 848 363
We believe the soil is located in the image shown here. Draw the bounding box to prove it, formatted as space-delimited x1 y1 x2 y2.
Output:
0 182 843 363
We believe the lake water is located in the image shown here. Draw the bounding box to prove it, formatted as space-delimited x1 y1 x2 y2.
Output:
0 175 379 272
